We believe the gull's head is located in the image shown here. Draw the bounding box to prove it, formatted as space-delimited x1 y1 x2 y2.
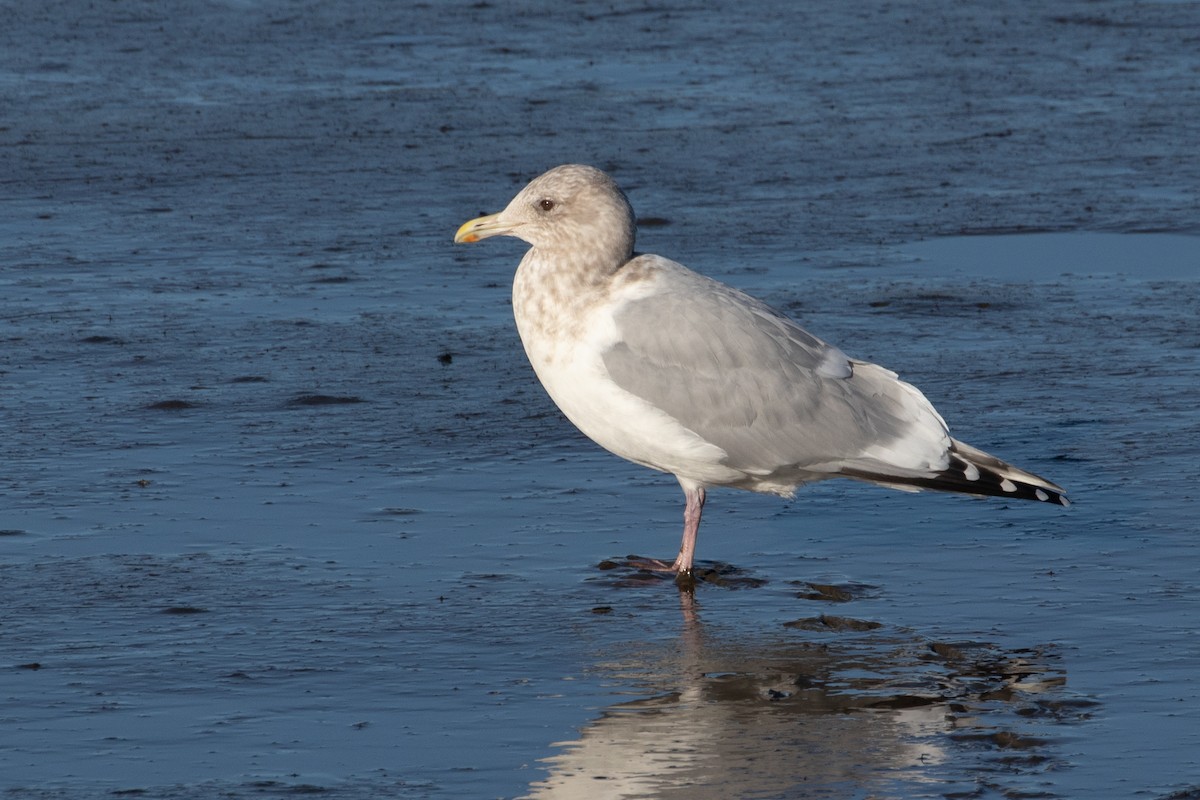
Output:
454 164 636 266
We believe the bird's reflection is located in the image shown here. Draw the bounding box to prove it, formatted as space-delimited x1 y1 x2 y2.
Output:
523 587 1086 799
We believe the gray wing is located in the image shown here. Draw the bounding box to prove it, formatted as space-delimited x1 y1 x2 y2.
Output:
602 258 946 476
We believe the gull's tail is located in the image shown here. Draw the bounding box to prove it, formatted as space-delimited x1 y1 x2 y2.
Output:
842 439 1070 507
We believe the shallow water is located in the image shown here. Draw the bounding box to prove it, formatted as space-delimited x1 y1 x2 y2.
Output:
3 1 1200 798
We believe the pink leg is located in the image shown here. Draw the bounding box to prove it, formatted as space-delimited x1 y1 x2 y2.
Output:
670 486 706 576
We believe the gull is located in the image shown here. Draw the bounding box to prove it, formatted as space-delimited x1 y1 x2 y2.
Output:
454 164 1068 583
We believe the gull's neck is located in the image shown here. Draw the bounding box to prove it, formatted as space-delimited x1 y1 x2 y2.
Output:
511 244 631 365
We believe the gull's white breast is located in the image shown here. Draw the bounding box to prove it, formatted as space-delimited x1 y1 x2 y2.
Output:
512 254 742 487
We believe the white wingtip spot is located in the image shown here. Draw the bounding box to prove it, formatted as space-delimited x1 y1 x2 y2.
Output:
1035 488 1049 502
963 463 980 482
999 478 1018 493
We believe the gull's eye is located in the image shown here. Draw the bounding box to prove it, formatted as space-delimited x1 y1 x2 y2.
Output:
538 198 555 212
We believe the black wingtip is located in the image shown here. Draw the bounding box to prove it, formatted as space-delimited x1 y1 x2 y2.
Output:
952 453 1070 506
842 453 1070 507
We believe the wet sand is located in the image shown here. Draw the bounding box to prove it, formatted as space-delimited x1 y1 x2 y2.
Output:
2 2 1199 798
